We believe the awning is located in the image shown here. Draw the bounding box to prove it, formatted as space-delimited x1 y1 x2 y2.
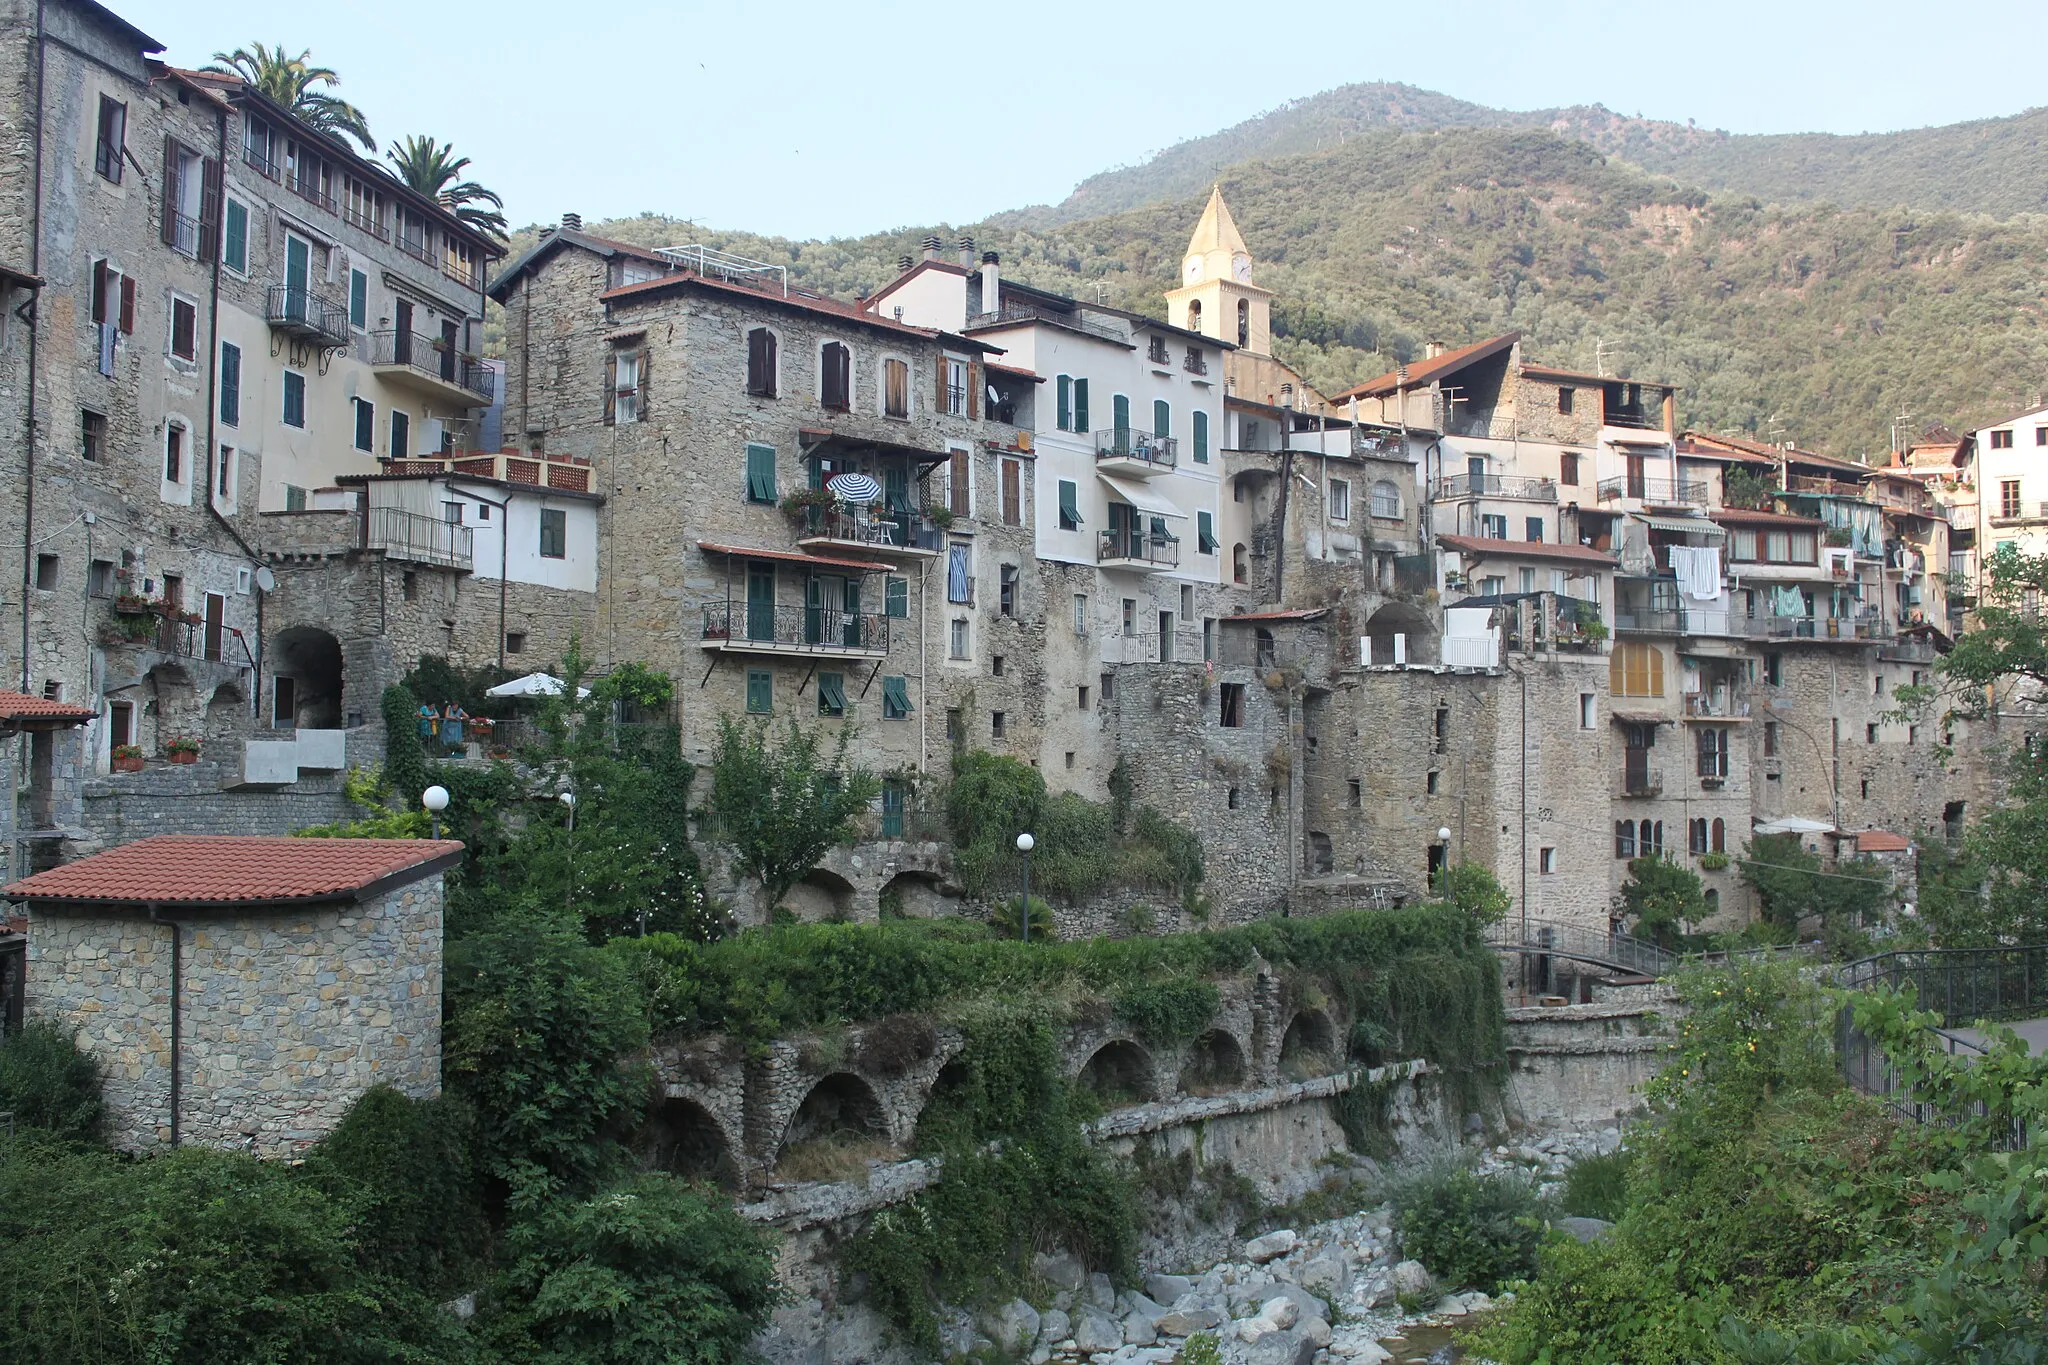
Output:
1635 513 1725 539
1098 473 1187 519
1610 711 1674 727
485 671 591 700
696 541 894 574
1754 816 1836 836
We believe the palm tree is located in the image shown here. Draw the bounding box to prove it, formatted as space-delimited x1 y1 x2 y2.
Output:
385 136 508 241
206 43 374 152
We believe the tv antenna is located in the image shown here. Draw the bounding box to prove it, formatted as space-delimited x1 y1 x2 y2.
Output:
1888 407 1914 457
1594 338 1624 377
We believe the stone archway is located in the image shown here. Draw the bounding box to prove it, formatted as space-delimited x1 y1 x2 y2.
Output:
1078 1039 1157 1108
1179 1029 1247 1095
776 1072 890 1181
783 868 856 922
912 1057 977 1152
648 1095 737 1186
1364 601 1437 666
878 869 953 920
271 626 344 728
1280 1009 1338 1079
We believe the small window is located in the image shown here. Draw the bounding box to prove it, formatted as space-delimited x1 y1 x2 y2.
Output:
1615 819 1636 859
390 409 410 458
282 370 306 428
218 342 241 427
1073 593 1088 635
949 618 969 659
1525 516 1544 543
1867 722 1879 744
1427 769 1440 795
817 672 846 717
999 564 1018 617
1058 478 1082 531
284 484 308 511
991 710 1006 739
349 269 367 330
1122 598 1136 635
94 95 126 182
992 654 1005 677
1764 651 1782 686
883 357 909 418
1763 720 1779 756
1001 457 1021 526
612 348 643 424
748 669 774 714
746 327 778 397
1348 778 1362 807
81 409 107 462
1056 374 1073 430
1557 387 1574 415
169 297 197 361
1227 786 1241 810
1990 429 2015 450
1370 480 1401 519
475 503 490 521
1198 510 1218 554
88 559 115 596
945 358 968 415
1539 847 1558 874
506 631 527 655
443 502 464 524
1219 682 1246 728
885 576 908 619
882 676 912 720
1559 452 1580 486
34 554 58 590
1434 704 1450 753
353 397 375 452
401 571 417 602
745 443 778 503
1328 478 1351 522
1192 409 1209 464
163 423 184 482
1579 692 1596 728
216 444 233 496
539 508 567 559
1100 671 1114 702
222 198 248 274
1078 685 1090 710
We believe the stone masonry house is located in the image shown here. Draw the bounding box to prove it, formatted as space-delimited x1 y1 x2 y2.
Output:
8 834 462 1154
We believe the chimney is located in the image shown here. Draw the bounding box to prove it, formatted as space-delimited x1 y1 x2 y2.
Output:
980 251 1000 309
1424 339 1447 359
561 212 582 232
957 234 975 267
921 234 943 262
899 254 914 272
538 226 555 241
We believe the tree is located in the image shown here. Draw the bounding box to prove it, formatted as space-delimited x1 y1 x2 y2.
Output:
1738 834 1893 953
1926 543 2048 707
1618 856 1708 949
385 135 508 241
205 44 374 151
1432 860 1511 929
706 716 879 909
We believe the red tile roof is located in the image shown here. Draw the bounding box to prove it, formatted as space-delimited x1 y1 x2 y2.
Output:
4 836 465 908
1331 333 1521 402
696 542 896 573
1853 831 1910 852
0 691 97 724
1437 534 1619 567
603 268 1000 350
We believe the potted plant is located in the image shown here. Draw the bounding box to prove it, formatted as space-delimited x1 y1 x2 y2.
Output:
1581 620 1610 642
923 501 956 531
1699 851 1730 871
166 736 201 764
780 486 837 531
112 591 153 615
111 743 144 773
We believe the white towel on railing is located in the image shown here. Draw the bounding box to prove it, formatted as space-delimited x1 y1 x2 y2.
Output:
1668 545 1722 601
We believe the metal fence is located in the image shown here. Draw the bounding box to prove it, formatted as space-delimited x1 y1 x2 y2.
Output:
1482 917 1675 978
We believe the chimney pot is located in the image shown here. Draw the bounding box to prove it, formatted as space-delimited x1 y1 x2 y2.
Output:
561 212 582 232
1424 339 1446 359
957 234 975 267
899 255 914 271
979 252 1001 312
921 234 942 261
982 251 999 266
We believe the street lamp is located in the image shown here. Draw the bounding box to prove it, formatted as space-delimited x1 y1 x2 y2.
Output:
1016 832 1036 943
422 785 449 840
560 792 577 916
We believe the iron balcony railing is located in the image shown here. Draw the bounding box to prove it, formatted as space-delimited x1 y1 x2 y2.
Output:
1596 475 1708 506
398 233 436 268
700 602 889 653
364 506 474 570
1184 351 1209 376
1614 607 1734 636
1433 473 1558 502
370 330 495 400
1741 613 1894 641
1095 428 1178 469
1098 529 1181 568
800 505 943 554
116 614 258 670
1601 409 1665 430
1483 917 1676 978
1618 762 1663 798
166 210 202 258
1146 339 1171 364
291 173 339 216
343 202 389 242
265 284 351 348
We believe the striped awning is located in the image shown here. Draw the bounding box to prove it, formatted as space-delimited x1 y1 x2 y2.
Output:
1635 513 1725 539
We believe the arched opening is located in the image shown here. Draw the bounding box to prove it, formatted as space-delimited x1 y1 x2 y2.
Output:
1179 1029 1246 1095
878 869 951 920
648 1096 736 1186
782 867 856 922
1364 601 1437 666
1307 831 1334 876
1236 298 1251 347
1232 543 1249 585
912 1058 977 1152
1704 888 1720 919
1186 298 1201 334
1078 1039 1155 1108
1280 1009 1338 1079
271 626 343 729
203 683 246 750
776 1072 890 1182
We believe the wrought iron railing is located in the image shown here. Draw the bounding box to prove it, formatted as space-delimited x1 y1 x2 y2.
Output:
398 233 436 267
122 615 258 670
1146 339 1171 364
1098 530 1181 568
1483 917 1676 978
1432 473 1557 502
700 602 889 653
800 505 943 553
266 284 351 348
1095 428 1178 469
370 330 494 399
1740 613 1894 641
1618 763 1663 798
1601 409 1665 431
364 507 474 570
1596 475 1707 506
343 202 389 241
166 210 202 257
1184 352 1209 376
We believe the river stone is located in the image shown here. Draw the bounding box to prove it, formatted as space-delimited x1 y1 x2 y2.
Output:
1034 1251 1086 1292
1391 1259 1434 1296
1155 1306 1225 1335
981 1298 1039 1354
1120 1290 1165 1320
1086 1272 1117 1311
1301 1316 1333 1349
1298 1250 1350 1298
1559 1216 1616 1244
1145 1273 1193 1305
1245 1229 1298 1263
1243 1327 1317 1365
1341 1343 1394 1363
1072 1308 1123 1353
1258 1283 1328 1325
1036 1309 1070 1346
1123 1312 1158 1346
1257 1296 1300 1330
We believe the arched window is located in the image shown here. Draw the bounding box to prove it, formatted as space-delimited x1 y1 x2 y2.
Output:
1236 298 1250 347
1704 888 1720 916
1187 299 1202 333
1370 480 1401 519
1689 818 1708 854
1615 820 1635 859
820 341 851 411
1711 817 1725 853
1639 820 1656 855
1232 543 1249 585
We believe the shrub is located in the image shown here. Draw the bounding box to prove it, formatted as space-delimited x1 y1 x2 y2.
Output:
1560 1149 1631 1221
1390 1157 1547 1292
1113 978 1220 1046
1463 1231 1732 1365
0 1020 103 1144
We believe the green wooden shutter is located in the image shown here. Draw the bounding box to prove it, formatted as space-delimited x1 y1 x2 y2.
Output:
886 576 908 618
1199 511 1218 553
1111 393 1129 450
745 443 777 502
746 669 772 714
223 199 247 272
1058 479 1082 529
1057 375 1072 430
883 676 912 718
818 672 846 714
1154 399 1170 438
1073 378 1089 431
1193 410 1209 463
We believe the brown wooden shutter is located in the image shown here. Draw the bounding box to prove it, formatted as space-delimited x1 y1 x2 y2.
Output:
1001 458 1020 525
967 360 980 420
747 328 767 394
199 156 222 259
950 449 970 517
936 355 948 411
118 275 136 334
636 347 650 421
160 137 177 246
91 259 109 324
764 330 778 396
602 351 617 425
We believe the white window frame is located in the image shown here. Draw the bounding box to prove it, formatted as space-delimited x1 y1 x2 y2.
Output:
160 415 193 505
614 349 642 424
166 290 200 365
949 617 969 660
1328 477 1351 523
1371 480 1401 519
945 358 968 416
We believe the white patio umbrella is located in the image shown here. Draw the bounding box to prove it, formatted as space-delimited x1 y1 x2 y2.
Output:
485 671 591 700
828 472 884 504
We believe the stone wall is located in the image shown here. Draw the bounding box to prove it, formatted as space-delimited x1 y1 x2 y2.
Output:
77 754 358 848
25 877 444 1154
1503 996 1675 1130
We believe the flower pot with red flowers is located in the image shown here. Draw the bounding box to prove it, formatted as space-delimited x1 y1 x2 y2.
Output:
111 744 144 773
166 736 201 764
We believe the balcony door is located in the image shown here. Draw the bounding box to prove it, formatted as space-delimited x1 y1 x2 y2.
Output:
1467 454 1485 493
440 320 459 382
1112 394 1131 453
394 300 414 366
1624 722 1653 793
746 563 775 642
1106 501 1131 556
203 592 225 662
1626 453 1647 499
284 233 310 322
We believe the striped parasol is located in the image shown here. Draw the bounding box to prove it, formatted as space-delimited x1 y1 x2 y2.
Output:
827 472 884 504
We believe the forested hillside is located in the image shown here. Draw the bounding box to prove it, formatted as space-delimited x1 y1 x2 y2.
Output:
502 125 2048 457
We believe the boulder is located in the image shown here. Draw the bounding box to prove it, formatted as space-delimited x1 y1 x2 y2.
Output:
1257 1296 1300 1330
1245 1229 1299 1263
980 1298 1039 1355
1072 1308 1123 1353
1300 1316 1333 1349
1036 1308 1071 1347
1155 1306 1226 1335
1339 1342 1394 1363
1258 1283 1328 1325
1298 1251 1350 1299
1390 1259 1434 1297
1122 1312 1158 1346
1086 1272 1118 1311
1243 1327 1318 1365
1144 1273 1193 1306
1119 1290 1165 1321
1033 1251 1086 1292
1559 1216 1616 1244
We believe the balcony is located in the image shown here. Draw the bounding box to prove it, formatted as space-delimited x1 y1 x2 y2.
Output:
1095 428 1177 477
1184 351 1210 377
266 284 350 349
102 607 258 671
1614 607 1733 637
1353 430 1405 459
1684 693 1751 720
364 507 473 570
1146 338 1171 366
1098 528 1181 573
390 451 592 493
1618 762 1664 798
1433 473 1558 503
397 233 437 269
1784 473 1868 499
1596 475 1708 508
371 329 494 406
700 603 888 658
1101 629 1205 665
1740 613 1894 642
166 210 201 258
797 505 943 559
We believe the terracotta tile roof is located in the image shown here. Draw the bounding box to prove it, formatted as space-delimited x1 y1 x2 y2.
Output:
1221 609 1328 623
5 836 465 908
696 541 896 574
602 268 1001 351
1852 831 1911 852
986 361 1043 382
1437 534 1619 567
1331 333 1521 402
0 691 97 724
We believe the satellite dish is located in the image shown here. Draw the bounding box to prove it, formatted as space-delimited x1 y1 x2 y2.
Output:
254 566 277 592
986 383 1000 405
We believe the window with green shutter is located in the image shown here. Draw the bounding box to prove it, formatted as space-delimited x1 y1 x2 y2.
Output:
818 672 846 716
1193 410 1209 463
223 199 248 273
349 269 367 330
1199 510 1218 553
882 675 911 719
1153 399 1170 438
886 576 908 618
1058 479 1082 531
745 443 777 503
1056 375 1072 431
1073 378 1089 431
1112 393 1131 450
746 669 772 714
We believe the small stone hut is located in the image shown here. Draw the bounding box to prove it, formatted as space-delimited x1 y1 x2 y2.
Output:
6 835 463 1155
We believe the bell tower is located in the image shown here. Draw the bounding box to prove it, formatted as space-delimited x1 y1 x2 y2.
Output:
1166 185 1274 356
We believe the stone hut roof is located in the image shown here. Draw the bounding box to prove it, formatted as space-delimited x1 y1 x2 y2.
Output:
5 837 464 910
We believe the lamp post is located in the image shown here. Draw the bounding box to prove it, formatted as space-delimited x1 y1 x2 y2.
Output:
560 791 576 916
422 785 449 840
1016 832 1035 943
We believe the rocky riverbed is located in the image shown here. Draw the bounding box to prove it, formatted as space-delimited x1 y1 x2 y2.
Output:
940 1124 1622 1365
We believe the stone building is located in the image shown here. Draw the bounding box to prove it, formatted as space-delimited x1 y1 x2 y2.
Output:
7 834 462 1154
0 690 95 880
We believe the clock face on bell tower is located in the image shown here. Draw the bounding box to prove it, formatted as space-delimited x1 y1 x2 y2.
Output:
1185 256 1202 283
1233 253 1251 282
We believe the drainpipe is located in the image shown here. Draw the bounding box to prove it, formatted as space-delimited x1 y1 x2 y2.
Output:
21 0 48 691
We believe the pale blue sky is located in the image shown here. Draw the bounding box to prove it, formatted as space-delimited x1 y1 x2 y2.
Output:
118 0 2046 241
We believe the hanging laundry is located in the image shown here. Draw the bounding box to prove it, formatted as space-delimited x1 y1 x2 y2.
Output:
1668 545 1722 601
1772 584 1807 617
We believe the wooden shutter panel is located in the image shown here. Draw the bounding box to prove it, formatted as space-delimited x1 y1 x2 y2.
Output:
636 347 650 421
950 449 970 517
91 259 109 324
967 361 980 419
199 156 222 259
936 355 949 410
160 137 177 246
1001 459 1020 525
1074 378 1089 431
602 351 617 425
119 275 136 334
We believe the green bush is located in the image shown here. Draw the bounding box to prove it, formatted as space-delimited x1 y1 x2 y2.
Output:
1560 1149 1631 1222
485 1173 780 1364
1114 978 1221 1046
0 1020 103 1144
1463 1231 1734 1365
1390 1157 1547 1292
